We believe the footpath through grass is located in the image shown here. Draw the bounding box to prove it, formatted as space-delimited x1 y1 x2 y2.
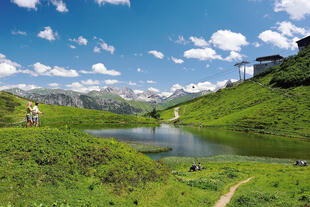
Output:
161 155 310 207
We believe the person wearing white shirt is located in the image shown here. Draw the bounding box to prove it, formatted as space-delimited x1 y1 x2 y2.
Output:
32 102 44 127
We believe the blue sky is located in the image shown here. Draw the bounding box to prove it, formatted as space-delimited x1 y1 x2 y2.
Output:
1 0 310 96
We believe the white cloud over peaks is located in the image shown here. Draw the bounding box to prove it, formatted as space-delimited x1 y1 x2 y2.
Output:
81 79 100 85
147 80 156 84
276 21 309 37
12 0 40 10
51 0 68 12
258 30 297 50
94 39 115 54
133 90 143 94
170 84 183 92
189 36 208 47
184 47 222 61
274 0 310 20
148 87 160 93
224 51 243 62
95 0 130 7
81 63 121 76
37 26 58 41
48 83 59 88
160 92 173 98
103 79 119 85
32 62 79 77
0 84 40 91
210 30 249 51
171 56 184 64
128 81 137 86
184 81 216 93
148 50 164 59
70 36 88 46
66 82 100 93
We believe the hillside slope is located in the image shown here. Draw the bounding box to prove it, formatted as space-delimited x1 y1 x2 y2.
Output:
0 92 157 128
161 47 310 138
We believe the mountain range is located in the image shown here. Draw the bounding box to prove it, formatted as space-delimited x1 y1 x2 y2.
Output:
3 86 211 114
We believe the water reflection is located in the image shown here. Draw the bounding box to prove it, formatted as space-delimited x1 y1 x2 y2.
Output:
86 124 310 160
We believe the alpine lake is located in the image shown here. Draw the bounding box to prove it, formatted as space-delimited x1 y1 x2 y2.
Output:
85 124 310 160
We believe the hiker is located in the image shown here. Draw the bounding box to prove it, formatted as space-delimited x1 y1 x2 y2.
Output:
32 102 44 128
26 102 33 128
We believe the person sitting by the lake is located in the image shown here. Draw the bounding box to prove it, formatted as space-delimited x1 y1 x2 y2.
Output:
189 162 197 172
197 163 202 171
32 102 44 128
295 160 308 166
26 102 33 128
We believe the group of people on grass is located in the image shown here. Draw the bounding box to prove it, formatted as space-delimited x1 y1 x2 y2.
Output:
189 162 202 172
26 101 43 128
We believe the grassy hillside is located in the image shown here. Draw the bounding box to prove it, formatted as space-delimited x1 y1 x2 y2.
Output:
0 128 238 207
0 91 157 128
0 128 165 206
160 47 310 139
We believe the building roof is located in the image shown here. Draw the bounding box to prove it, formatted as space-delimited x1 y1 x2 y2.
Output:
256 55 283 62
296 35 310 45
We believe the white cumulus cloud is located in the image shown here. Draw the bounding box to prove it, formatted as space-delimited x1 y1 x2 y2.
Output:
32 62 79 77
81 63 121 76
184 47 222 61
11 0 40 10
258 30 297 50
276 21 309 37
147 80 157 84
81 79 100 85
0 84 40 91
189 36 208 47
148 50 164 59
274 0 310 20
37 26 58 41
171 56 184 64
69 36 88 46
103 79 119 85
93 38 115 54
224 51 244 62
0 53 22 78
210 30 249 51
51 0 68 12
66 82 100 93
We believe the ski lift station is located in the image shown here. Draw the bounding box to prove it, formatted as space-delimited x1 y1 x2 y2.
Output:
253 55 284 77
296 35 310 51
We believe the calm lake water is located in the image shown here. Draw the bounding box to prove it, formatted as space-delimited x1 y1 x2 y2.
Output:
86 124 310 160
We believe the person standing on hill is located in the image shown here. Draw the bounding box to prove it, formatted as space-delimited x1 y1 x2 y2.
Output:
26 102 33 128
32 102 44 128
